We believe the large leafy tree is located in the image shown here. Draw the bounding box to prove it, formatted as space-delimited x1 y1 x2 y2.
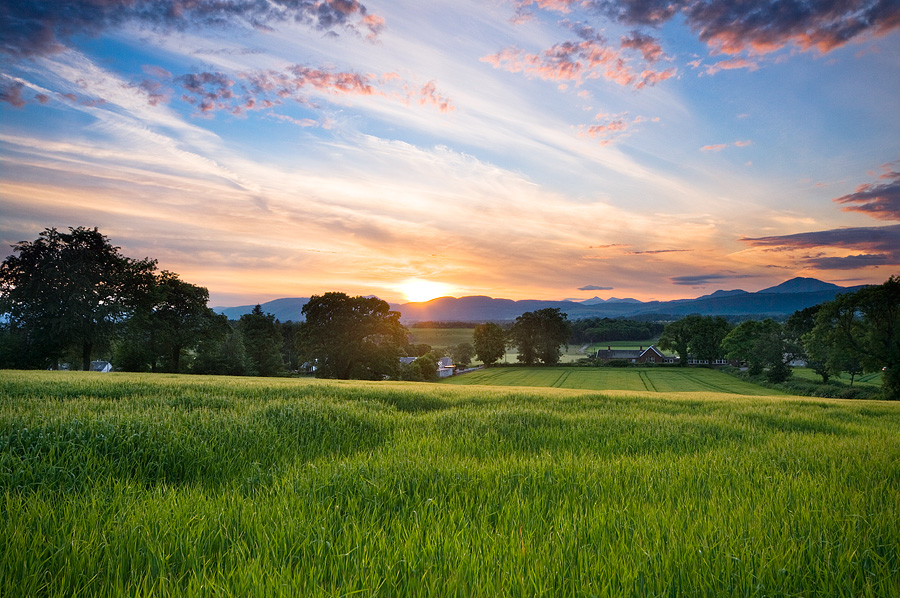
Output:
239 305 286 377
786 305 831 382
298 292 407 380
150 271 227 373
473 322 506 366
658 314 731 366
658 317 692 366
509 308 570 366
0 227 155 370
807 277 900 399
722 319 793 382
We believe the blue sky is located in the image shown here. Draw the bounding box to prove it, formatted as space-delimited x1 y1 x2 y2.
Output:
2 0 898 305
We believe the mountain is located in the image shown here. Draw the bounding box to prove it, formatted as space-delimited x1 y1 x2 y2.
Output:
580 296 606 305
757 277 843 294
213 278 863 322
214 297 309 321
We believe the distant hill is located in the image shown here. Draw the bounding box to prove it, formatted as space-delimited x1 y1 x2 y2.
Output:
213 277 863 322
757 277 843 294
214 297 309 322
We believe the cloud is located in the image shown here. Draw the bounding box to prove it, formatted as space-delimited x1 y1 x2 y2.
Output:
481 22 676 90
833 166 900 221
168 66 454 116
700 140 752 151
701 56 760 75
670 273 758 285
577 112 660 144
579 284 615 291
0 77 26 107
1 0 385 57
510 1 900 63
741 224 900 270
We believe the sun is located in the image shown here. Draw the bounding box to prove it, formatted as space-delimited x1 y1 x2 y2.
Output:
400 279 454 303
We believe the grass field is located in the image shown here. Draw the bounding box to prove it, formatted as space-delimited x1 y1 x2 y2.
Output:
444 366 781 395
405 329 658 364
2 370 899 597
406 328 475 350
792 367 883 387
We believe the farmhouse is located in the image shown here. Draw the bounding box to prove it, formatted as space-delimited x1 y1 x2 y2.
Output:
594 345 675 364
400 356 457 377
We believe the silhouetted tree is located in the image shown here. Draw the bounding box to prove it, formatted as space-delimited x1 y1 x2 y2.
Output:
807 277 900 399
239 305 285 377
473 322 506 366
509 308 571 366
298 292 407 380
0 227 155 370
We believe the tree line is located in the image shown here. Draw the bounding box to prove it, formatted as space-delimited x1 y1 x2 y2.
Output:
655 277 898 400
3 228 895 397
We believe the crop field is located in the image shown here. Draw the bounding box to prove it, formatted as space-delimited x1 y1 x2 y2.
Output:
2 370 899 597
406 328 474 350
444 366 781 395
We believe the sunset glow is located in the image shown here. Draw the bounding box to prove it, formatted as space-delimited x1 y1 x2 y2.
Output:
1 1 898 305
400 280 455 304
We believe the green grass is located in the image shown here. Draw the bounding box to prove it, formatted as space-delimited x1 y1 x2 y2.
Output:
2 370 899 597
444 366 782 395
792 367 883 387
407 328 474 350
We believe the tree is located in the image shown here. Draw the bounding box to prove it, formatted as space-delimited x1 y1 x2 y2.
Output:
722 319 793 382
658 314 731 367
192 323 250 376
690 316 732 366
239 305 285 377
473 322 506 366
658 317 692 366
509 308 571 366
401 352 439 382
150 271 225 373
786 305 831 382
807 277 900 399
450 342 474 368
0 227 155 370
298 292 407 380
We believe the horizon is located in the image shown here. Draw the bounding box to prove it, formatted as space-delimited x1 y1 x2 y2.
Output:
2 1 899 306
212 275 854 309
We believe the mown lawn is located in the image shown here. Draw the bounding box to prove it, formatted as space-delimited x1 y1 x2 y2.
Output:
444 366 782 395
2 370 898 597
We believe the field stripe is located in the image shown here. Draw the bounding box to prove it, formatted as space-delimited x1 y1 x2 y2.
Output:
553 370 572 388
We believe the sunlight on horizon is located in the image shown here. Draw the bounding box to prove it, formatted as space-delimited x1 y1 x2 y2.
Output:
400 279 455 303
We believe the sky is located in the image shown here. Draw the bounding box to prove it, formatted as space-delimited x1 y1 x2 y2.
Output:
1 0 899 306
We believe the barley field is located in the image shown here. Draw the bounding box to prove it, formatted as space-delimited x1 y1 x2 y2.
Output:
2 370 898 597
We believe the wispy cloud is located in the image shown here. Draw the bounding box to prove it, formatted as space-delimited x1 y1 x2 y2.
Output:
740 224 900 271
512 0 900 57
670 273 758 286
579 284 614 291
481 21 676 90
1 0 384 58
833 164 900 221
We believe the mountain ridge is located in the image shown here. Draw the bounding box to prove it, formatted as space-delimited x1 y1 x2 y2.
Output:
213 277 864 322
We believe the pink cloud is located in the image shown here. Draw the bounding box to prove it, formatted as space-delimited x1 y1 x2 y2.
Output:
481 35 675 90
703 56 759 75
833 166 900 221
701 144 727 152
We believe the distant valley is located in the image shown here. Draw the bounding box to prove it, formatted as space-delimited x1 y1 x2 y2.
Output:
214 277 862 323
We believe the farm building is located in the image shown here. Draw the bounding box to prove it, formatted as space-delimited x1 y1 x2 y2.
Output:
594 345 675 364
